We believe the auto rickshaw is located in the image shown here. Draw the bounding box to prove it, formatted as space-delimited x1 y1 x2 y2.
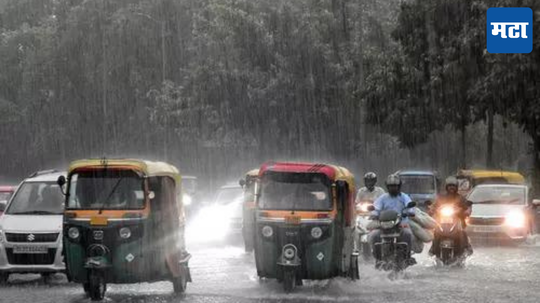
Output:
456 169 526 196
57 159 191 300
253 162 359 292
239 169 259 252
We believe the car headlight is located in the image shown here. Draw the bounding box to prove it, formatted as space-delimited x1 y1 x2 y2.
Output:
380 221 396 229
119 227 131 239
505 211 525 228
262 225 273 237
311 226 323 239
68 227 80 239
440 206 455 217
183 194 192 206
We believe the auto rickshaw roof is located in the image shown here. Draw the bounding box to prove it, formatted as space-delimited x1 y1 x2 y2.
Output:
259 161 354 183
457 169 525 183
68 159 181 181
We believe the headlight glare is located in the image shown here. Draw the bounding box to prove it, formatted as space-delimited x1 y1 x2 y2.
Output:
119 227 131 239
68 227 80 239
440 206 455 217
505 211 525 228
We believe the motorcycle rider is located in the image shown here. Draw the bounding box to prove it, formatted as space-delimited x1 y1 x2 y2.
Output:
429 176 473 256
356 172 386 204
369 174 415 265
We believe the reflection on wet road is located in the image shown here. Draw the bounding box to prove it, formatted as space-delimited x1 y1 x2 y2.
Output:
2 241 540 303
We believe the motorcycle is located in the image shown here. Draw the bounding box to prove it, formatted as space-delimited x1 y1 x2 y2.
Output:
432 202 472 266
369 201 416 272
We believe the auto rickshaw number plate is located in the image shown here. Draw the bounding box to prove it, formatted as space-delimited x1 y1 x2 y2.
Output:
285 216 301 225
90 217 109 226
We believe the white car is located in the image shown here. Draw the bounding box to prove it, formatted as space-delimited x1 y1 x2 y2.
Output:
0 170 65 283
466 184 536 243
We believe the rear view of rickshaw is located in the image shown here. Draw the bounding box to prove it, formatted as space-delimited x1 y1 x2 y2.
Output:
58 159 191 300
239 169 259 252
254 162 359 292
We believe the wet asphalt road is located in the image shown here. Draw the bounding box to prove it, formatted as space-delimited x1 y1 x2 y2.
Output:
2 238 540 303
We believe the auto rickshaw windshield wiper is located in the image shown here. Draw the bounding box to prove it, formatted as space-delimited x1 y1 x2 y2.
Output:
98 177 124 214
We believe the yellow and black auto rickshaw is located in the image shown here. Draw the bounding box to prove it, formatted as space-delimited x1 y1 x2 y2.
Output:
253 162 359 292
57 159 191 300
239 169 259 252
456 169 526 196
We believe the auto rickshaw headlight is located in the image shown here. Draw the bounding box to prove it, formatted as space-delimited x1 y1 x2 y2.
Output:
262 225 273 238
68 227 80 239
119 227 131 239
283 246 296 260
311 227 323 239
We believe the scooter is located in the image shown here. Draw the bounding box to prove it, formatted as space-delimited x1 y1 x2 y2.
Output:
432 202 472 266
369 201 416 272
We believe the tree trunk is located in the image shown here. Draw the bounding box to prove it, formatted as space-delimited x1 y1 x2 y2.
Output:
486 105 494 168
460 125 467 169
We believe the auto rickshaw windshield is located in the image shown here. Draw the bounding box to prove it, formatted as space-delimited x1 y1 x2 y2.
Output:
67 170 145 210
259 172 332 211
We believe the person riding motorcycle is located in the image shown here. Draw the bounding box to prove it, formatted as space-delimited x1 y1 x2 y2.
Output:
429 176 473 256
369 174 415 265
356 172 386 204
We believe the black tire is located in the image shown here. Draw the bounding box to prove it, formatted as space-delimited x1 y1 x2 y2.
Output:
172 275 188 294
0 272 9 284
349 255 360 280
441 248 452 266
282 269 296 293
83 282 90 296
88 271 106 301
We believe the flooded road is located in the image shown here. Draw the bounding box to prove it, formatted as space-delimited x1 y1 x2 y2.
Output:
2 240 540 303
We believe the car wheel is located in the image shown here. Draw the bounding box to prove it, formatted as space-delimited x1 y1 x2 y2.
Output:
0 272 9 285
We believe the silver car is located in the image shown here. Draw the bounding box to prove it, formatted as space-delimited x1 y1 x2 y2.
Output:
466 184 535 243
0 170 65 283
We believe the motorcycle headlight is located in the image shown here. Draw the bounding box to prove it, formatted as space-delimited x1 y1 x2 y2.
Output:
311 227 323 239
505 211 525 228
262 225 273 238
380 220 396 229
359 203 370 213
119 227 131 239
440 206 455 217
68 227 80 239
183 194 192 206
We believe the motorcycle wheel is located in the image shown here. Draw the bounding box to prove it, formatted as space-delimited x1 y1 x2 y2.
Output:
172 264 190 294
88 271 106 301
441 248 452 266
282 269 296 293
349 254 360 280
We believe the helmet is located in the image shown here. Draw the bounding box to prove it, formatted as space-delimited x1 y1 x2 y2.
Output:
385 174 401 186
364 172 377 189
445 176 459 187
385 174 401 196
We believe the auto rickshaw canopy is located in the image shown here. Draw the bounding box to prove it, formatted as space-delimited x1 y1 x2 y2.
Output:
68 158 182 194
457 169 525 184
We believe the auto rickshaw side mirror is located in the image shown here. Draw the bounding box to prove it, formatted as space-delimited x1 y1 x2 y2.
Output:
406 201 417 208
57 175 67 195
532 199 540 207
239 179 246 188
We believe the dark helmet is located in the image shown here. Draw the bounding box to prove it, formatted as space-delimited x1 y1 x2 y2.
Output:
364 172 377 189
385 174 401 196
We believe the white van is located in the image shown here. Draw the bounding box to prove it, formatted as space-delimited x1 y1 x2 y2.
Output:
0 170 65 283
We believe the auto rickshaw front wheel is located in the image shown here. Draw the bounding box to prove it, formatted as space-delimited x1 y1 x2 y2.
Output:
282 269 296 293
87 271 106 301
172 265 190 294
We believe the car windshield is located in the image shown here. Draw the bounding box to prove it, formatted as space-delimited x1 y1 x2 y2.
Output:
468 186 526 205
6 182 63 215
259 172 332 211
68 170 145 210
215 187 243 205
400 175 436 195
